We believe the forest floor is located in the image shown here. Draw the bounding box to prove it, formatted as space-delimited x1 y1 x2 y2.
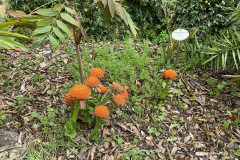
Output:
0 41 240 160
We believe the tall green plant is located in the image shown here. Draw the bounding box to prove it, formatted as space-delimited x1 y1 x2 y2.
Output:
4 0 137 83
202 28 240 71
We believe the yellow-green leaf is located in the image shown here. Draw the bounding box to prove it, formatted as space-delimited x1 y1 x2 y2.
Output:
0 22 17 28
0 36 28 52
56 20 71 37
0 37 15 49
37 17 55 26
49 34 59 49
0 31 31 41
65 7 75 14
60 13 78 27
33 33 48 41
53 27 66 43
35 8 58 17
32 26 51 36
53 3 63 11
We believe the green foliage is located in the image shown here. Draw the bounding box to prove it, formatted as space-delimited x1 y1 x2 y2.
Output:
202 28 240 71
124 148 155 160
68 39 168 106
31 108 59 128
175 0 236 37
7 0 59 13
12 96 31 111
7 0 137 41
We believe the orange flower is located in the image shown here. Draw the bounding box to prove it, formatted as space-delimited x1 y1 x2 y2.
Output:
90 68 104 78
94 105 109 119
97 85 108 94
163 69 177 79
64 92 77 104
113 95 125 105
86 76 100 87
69 84 91 99
121 91 128 100
112 82 124 93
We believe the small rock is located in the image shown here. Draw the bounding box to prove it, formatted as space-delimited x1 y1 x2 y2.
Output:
0 129 19 147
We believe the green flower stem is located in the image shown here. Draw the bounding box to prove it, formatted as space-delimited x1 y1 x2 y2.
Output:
72 100 80 122
160 79 170 99
70 104 75 118
93 118 100 134
89 117 101 140
91 89 95 97
165 79 170 90
97 92 112 106
98 94 103 102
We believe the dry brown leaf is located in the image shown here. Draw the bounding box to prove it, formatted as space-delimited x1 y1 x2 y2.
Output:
131 126 141 138
196 152 208 156
183 98 191 105
184 135 191 143
102 128 111 138
195 95 206 105
171 147 178 155
145 136 153 147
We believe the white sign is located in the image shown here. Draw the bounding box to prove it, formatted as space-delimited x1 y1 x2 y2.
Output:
172 29 189 41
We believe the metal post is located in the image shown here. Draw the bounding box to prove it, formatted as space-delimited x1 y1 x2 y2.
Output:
174 41 180 68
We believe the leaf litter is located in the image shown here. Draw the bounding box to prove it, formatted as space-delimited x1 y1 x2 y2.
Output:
0 42 239 159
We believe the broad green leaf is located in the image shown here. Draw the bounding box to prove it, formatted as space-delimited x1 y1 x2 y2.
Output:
0 36 28 52
0 31 31 41
65 7 75 14
60 13 78 27
0 22 17 28
108 0 115 18
53 27 66 43
35 8 58 17
33 33 48 41
53 3 63 11
123 9 137 36
37 17 55 26
49 34 59 49
32 26 51 36
0 37 15 49
7 16 44 21
64 119 77 138
56 20 71 37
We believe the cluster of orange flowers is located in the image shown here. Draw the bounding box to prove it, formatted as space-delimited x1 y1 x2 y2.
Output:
112 82 128 106
64 68 129 119
162 69 177 80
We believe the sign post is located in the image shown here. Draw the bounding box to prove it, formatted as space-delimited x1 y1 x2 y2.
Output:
171 29 189 68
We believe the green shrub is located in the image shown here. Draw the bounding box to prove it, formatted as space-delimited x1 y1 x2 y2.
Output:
67 39 166 104
174 0 236 37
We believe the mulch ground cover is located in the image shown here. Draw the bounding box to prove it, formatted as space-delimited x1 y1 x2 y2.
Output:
0 42 239 160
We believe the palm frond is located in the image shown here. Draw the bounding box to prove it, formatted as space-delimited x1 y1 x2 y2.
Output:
202 28 240 71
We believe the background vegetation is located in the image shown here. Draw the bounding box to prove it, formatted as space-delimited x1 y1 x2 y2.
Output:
6 0 238 42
